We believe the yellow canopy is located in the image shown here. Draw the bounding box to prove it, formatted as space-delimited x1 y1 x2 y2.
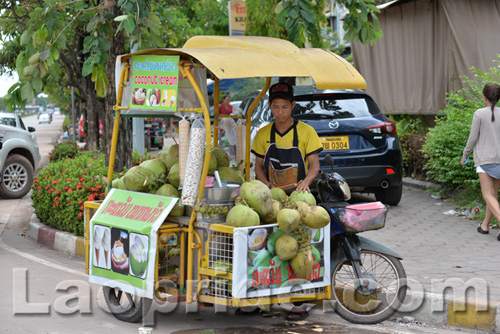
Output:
121 36 366 90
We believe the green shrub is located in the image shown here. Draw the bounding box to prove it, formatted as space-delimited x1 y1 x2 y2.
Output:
62 115 71 132
49 141 79 162
31 151 110 236
422 56 500 194
390 115 430 179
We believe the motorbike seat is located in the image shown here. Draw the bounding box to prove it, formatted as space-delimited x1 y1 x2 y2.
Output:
319 202 349 211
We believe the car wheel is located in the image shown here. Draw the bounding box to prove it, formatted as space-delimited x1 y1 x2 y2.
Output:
375 184 403 206
0 155 34 199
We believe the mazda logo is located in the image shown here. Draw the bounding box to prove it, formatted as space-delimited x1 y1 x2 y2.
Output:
329 121 339 129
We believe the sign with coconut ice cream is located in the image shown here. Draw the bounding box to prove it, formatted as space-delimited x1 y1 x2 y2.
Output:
89 189 177 298
128 55 180 114
232 223 330 298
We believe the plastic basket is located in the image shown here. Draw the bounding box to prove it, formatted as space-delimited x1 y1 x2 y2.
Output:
340 201 388 232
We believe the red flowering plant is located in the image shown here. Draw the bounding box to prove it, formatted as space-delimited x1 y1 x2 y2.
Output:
49 141 80 162
31 150 117 236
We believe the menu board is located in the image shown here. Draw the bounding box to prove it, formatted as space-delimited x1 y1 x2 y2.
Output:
89 189 176 298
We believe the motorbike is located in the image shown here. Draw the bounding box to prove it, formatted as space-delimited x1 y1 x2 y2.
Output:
318 154 407 324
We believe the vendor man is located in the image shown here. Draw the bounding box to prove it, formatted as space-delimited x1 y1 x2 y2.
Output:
251 82 323 193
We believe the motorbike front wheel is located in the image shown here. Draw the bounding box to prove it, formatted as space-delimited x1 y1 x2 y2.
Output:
103 286 152 323
331 250 407 324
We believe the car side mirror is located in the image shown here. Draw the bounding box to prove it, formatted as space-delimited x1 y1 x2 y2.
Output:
0 141 2 150
28 126 36 132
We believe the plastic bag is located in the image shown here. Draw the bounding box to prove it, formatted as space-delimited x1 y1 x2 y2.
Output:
218 118 237 166
181 118 206 206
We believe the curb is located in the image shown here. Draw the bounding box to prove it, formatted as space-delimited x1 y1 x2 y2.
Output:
402 177 439 190
28 213 85 258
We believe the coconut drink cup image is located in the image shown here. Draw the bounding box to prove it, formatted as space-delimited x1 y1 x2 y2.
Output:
130 235 148 277
93 226 103 267
111 239 129 272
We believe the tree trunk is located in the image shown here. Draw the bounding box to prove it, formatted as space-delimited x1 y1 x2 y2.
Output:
83 76 103 151
103 0 132 172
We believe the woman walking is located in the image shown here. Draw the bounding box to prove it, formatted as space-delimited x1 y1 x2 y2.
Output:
461 83 500 239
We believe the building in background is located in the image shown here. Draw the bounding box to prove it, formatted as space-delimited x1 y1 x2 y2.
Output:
325 1 349 56
352 0 500 115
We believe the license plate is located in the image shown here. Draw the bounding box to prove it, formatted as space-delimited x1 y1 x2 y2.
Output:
320 136 349 150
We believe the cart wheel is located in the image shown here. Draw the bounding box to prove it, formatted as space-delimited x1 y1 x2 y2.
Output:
103 286 152 323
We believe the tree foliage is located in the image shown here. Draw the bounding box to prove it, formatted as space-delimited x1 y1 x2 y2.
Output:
246 0 382 48
0 0 230 170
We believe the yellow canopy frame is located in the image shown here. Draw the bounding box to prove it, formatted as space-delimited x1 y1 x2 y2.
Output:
109 35 366 304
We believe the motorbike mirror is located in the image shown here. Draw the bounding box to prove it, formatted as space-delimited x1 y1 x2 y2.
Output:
324 154 334 166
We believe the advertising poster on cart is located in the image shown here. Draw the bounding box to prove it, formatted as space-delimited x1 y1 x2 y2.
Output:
89 189 176 298
129 55 180 113
232 223 330 299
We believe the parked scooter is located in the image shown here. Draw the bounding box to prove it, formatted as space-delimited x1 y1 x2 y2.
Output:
318 154 407 324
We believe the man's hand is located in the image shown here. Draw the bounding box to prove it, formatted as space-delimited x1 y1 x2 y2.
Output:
295 180 310 192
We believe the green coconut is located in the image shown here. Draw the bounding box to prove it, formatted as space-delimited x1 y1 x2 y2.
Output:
164 144 179 169
155 183 179 197
123 166 154 192
167 163 180 188
267 228 287 256
117 177 128 190
218 166 244 183
111 178 120 189
208 154 218 175
169 204 185 216
271 187 288 203
140 158 167 176
157 150 169 170
239 180 273 218
154 184 184 217
262 199 283 224
293 200 310 215
277 208 301 232
289 190 317 206
226 205 260 227
301 205 330 229
213 148 230 168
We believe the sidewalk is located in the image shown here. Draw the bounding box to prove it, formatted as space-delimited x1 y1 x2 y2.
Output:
27 177 500 332
369 178 500 332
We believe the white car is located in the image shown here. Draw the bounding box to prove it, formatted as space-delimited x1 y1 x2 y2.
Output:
0 113 40 199
38 113 51 124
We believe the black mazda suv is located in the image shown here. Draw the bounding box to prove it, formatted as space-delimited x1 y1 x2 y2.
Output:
241 86 403 205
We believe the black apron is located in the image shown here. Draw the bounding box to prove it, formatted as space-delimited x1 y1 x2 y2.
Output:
264 121 307 194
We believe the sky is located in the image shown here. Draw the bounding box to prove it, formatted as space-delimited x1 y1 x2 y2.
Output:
0 72 18 97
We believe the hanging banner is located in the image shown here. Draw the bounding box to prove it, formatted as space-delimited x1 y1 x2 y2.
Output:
232 223 330 298
89 189 177 298
229 1 246 36
129 55 180 112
